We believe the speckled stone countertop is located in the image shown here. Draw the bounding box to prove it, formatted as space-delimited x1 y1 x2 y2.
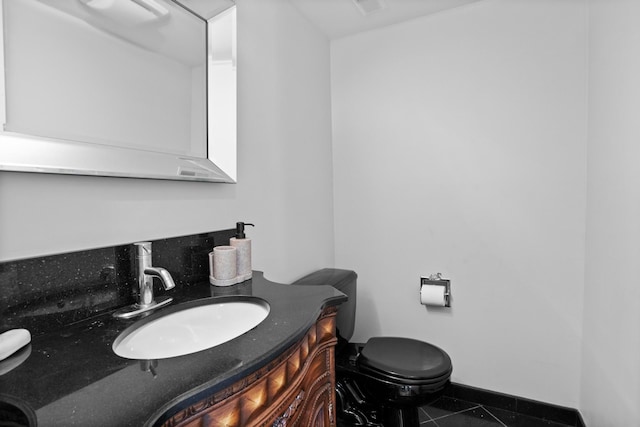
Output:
0 272 346 427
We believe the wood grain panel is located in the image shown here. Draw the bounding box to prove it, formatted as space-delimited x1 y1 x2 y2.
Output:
163 307 338 427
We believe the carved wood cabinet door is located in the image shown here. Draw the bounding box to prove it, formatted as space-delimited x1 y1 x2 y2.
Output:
309 383 333 427
162 307 339 427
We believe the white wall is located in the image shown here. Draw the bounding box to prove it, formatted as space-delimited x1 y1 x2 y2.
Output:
0 0 334 284
331 0 588 408
581 0 640 425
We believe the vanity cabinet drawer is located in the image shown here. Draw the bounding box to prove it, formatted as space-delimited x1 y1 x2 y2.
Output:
163 307 338 427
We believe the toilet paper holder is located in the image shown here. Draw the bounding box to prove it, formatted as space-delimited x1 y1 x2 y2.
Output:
420 273 451 307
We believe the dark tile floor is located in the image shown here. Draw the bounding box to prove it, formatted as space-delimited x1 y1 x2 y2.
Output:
419 396 574 427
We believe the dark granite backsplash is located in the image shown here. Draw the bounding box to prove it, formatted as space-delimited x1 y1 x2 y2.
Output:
0 229 236 335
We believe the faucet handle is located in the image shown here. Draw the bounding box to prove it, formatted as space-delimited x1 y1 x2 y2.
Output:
135 242 153 258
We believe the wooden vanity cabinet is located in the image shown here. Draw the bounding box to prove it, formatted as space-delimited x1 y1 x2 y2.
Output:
162 307 339 427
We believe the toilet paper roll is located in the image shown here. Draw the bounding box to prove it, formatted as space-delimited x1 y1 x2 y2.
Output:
210 246 237 280
420 285 447 306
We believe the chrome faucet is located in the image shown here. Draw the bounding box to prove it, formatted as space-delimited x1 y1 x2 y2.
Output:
114 242 175 319
135 242 175 307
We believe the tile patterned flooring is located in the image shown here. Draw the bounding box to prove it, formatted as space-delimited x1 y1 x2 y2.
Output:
419 396 576 427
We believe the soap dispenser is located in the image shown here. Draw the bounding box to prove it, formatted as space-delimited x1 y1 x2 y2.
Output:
230 222 254 282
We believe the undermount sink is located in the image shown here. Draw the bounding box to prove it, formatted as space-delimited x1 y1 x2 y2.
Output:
112 296 270 360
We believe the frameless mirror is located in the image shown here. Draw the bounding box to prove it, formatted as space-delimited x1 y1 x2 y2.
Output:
0 0 236 182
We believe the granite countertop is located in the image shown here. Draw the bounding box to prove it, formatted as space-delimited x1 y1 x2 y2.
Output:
0 272 346 427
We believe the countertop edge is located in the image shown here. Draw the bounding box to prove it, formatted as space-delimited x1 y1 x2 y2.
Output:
146 291 346 427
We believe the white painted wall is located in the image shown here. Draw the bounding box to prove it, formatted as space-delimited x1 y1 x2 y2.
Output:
0 0 334 284
331 0 588 408
581 0 640 425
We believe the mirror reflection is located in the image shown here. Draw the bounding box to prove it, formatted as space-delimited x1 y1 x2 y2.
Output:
207 5 237 180
0 0 236 182
4 0 206 157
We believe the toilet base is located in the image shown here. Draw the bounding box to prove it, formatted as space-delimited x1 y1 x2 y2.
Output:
336 376 383 427
335 375 432 427
335 343 448 427
381 406 421 427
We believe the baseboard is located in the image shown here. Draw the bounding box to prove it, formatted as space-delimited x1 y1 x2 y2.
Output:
444 382 586 427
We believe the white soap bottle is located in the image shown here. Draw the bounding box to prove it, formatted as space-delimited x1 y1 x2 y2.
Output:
230 222 254 282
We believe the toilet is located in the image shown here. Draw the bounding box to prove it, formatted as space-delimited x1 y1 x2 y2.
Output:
292 268 452 427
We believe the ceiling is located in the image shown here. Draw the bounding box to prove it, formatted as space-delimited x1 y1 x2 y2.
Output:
178 0 235 19
289 0 484 40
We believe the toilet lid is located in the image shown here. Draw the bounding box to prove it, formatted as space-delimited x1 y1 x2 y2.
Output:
358 337 452 384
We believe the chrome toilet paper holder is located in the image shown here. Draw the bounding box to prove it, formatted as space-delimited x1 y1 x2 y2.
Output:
420 273 451 307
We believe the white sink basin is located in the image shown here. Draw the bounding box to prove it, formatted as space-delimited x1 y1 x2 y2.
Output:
112 297 270 360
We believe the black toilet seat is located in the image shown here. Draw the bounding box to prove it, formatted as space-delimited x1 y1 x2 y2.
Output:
358 337 453 386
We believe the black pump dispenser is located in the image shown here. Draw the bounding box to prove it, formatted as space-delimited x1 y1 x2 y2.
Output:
235 222 254 239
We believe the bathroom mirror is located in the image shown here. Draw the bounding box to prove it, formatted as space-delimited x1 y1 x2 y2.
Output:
0 0 236 182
